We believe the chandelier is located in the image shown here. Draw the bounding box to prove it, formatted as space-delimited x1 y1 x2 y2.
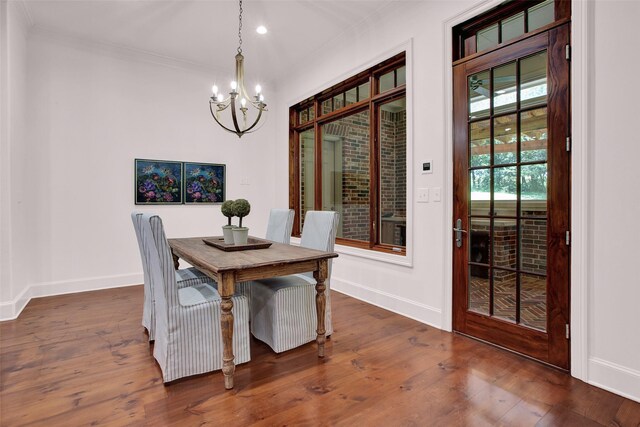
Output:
209 0 267 138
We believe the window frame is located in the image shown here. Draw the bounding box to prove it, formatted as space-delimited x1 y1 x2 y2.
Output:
289 52 407 255
452 0 570 62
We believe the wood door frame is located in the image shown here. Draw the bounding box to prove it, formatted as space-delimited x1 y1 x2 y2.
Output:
441 0 591 381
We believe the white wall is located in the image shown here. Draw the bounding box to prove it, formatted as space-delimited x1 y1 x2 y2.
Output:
272 0 640 402
587 0 640 402
0 0 29 312
0 28 279 318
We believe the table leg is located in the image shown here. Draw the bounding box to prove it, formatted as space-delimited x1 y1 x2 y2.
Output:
219 272 236 389
313 260 328 358
171 250 180 270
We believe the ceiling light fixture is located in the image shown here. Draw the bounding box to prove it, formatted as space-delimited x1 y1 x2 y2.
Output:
256 25 267 35
209 0 266 138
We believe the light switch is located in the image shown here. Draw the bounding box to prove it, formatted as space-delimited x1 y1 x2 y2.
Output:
417 188 429 203
432 187 441 202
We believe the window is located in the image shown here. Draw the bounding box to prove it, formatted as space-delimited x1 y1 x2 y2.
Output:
289 52 407 254
453 0 570 61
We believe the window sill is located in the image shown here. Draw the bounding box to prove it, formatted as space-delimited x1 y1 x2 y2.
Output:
290 237 413 268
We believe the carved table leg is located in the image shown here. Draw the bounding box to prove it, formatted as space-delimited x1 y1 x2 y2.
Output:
219 273 236 389
314 260 328 358
171 250 180 270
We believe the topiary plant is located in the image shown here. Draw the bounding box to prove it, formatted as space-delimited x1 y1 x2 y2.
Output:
232 199 251 228
221 200 235 226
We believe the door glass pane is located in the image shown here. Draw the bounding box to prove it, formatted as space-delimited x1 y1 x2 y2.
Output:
309 106 315 120
493 61 517 114
470 218 491 265
493 219 517 270
493 166 517 216
521 107 547 162
469 266 490 316
358 82 370 101
333 94 345 111
477 23 499 52
493 269 516 323
321 110 370 242
470 169 490 216
494 114 517 165
379 97 406 247
521 219 547 274
469 70 490 120
470 119 490 167
379 70 395 93
520 273 547 331
502 12 524 43
520 52 547 109
396 66 406 86
521 163 547 215
300 129 315 228
528 0 554 32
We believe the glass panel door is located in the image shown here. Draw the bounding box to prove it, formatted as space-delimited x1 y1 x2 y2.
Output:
467 51 549 331
453 25 570 369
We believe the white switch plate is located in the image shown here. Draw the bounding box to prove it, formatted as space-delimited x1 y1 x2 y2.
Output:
432 187 441 202
241 177 250 185
417 187 429 203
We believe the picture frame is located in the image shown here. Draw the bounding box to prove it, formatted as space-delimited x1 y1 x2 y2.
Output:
183 162 226 204
134 159 183 205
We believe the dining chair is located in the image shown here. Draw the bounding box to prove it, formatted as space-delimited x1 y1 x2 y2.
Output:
236 208 295 301
250 210 339 353
265 208 295 244
131 212 211 341
141 213 251 383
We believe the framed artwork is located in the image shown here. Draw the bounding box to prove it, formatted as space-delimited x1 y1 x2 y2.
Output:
134 159 183 205
183 162 226 204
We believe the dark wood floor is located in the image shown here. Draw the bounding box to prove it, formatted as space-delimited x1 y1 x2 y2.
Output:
1 286 638 426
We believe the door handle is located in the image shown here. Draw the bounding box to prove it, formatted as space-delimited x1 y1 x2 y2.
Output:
454 218 467 248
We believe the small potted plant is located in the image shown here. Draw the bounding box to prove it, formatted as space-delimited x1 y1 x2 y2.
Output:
232 199 251 245
221 199 236 244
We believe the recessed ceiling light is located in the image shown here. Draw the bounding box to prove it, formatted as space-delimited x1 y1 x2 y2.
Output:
256 25 267 35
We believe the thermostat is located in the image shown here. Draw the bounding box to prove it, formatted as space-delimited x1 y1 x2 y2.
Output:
422 160 433 174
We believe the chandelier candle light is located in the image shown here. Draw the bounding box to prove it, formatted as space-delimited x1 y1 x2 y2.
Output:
209 0 267 138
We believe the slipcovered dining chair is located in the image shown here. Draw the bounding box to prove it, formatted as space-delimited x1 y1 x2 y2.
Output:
250 210 339 353
131 212 210 341
141 213 251 383
265 208 295 244
236 208 295 300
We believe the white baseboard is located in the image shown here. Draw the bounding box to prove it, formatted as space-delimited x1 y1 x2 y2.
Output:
588 357 640 403
0 273 143 321
331 276 442 329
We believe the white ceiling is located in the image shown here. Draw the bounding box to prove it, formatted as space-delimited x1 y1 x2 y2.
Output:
23 0 404 87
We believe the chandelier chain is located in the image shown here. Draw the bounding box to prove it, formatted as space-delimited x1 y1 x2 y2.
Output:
237 0 243 54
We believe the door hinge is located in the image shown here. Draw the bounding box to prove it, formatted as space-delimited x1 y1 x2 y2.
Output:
566 324 570 339
566 136 571 152
565 231 571 246
565 44 571 60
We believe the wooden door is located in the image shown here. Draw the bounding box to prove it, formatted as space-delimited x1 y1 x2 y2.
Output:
453 25 570 369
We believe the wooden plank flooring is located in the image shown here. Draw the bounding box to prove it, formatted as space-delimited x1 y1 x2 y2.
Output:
1 286 638 426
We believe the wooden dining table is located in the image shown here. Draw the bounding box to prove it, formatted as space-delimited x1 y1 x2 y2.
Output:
168 236 338 390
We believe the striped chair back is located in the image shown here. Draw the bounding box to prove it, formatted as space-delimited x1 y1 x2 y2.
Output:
299 211 340 279
131 211 154 338
265 209 295 244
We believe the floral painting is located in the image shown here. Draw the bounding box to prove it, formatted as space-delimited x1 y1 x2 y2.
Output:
135 159 183 205
183 162 225 204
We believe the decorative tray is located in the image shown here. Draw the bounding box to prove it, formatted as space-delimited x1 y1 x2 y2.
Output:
202 236 273 252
